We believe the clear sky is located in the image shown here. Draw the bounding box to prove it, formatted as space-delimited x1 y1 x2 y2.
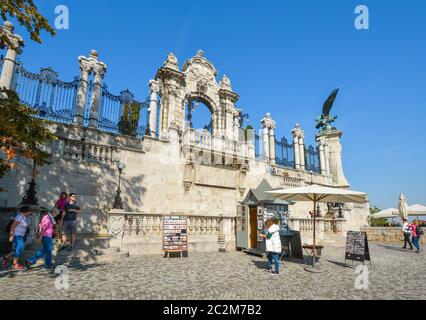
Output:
3 0 426 210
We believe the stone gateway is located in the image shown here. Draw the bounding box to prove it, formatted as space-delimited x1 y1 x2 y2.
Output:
0 21 370 256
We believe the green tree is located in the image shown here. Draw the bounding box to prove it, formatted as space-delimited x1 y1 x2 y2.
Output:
0 89 57 189
369 205 388 227
0 0 55 46
0 1 56 190
118 101 141 137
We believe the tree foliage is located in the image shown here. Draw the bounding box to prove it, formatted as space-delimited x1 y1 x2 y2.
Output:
118 101 141 136
0 89 56 188
369 205 388 226
0 0 55 46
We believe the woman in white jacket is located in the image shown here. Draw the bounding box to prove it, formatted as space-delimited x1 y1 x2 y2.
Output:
261 219 282 274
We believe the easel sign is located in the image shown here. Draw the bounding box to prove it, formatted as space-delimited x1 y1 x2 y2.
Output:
163 215 188 258
345 231 372 269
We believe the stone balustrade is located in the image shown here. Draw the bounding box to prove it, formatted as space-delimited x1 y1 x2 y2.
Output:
185 128 250 158
289 217 347 244
107 210 236 255
62 138 118 165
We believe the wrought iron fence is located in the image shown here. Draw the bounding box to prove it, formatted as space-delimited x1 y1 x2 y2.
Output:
275 137 295 169
5 60 150 139
254 133 260 157
305 145 320 173
99 87 149 138
11 62 79 123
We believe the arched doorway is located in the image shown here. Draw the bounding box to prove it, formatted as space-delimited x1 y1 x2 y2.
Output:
185 96 215 134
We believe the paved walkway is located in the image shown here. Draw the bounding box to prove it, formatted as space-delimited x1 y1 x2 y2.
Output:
0 243 425 300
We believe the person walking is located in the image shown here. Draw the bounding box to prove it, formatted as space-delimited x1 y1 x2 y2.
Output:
402 218 413 250
8 206 32 270
61 193 81 251
411 220 422 253
53 192 67 242
261 219 282 275
25 208 57 270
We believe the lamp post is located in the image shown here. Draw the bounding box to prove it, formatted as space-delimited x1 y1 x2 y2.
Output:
22 160 38 205
112 160 125 209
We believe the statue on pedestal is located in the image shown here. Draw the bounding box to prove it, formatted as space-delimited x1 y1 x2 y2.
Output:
316 88 339 133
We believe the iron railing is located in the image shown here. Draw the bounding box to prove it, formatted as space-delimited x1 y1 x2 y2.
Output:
6 60 150 139
12 62 79 123
275 137 295 169
305 145 320 173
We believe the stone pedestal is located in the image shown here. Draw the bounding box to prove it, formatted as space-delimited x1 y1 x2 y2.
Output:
317 130 349 187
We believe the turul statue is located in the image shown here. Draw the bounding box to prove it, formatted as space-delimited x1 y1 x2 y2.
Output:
315 88 339 132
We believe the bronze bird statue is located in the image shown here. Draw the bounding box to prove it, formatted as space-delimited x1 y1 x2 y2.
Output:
315 88 339 132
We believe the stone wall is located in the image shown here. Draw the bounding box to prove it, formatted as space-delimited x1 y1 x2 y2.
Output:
362 227 426 245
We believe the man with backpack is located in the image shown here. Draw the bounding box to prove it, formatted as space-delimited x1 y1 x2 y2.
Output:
402 218 414 250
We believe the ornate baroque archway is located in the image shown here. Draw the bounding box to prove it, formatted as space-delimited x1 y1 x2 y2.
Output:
152 50 241 140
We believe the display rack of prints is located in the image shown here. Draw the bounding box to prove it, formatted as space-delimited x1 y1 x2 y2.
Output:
163 215 188 258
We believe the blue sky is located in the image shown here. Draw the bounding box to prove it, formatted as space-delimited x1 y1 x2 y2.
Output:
4 0 426 209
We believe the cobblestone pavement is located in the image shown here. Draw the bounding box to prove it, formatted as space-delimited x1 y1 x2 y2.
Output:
0 243 425 300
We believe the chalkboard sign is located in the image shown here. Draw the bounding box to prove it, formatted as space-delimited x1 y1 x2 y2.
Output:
345 231 371 263
163 216 188 254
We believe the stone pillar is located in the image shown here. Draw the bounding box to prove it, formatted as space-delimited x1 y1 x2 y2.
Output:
226 106 234 140
233 110 240 141
74 62 90 124
317 130 349 186
261 113 276 164
74 50 106 125
292 124 301 170
262 126 270 162
324 142 330 175
155 52 184 139
89 57 107 127
317 137 326 174
148 80 159 137
298 130 305 171
0 21 24 90
269 126 276 165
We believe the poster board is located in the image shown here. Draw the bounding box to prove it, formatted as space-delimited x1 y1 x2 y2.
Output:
163 215 188 254
345 231 371 263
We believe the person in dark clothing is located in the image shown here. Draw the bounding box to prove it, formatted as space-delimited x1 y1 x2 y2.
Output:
61 193 81 251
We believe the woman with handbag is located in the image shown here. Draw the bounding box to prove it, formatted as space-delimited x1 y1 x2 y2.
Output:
412 220 422 253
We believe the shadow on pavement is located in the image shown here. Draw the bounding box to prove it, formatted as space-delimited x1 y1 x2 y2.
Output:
325 259 355 269
377 244 415 253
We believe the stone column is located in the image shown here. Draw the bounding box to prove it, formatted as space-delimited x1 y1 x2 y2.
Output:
233 110 240 141
155 52 184 139
226 106 234 140
262 125 270 162
89 58 107 128
324 142 330 175
74 62 90 124
299 128 306 171
261 113 276 164
0 21 24 90
148 80 159 137
269 126 276 165
317 137 326 174
292 124 301 170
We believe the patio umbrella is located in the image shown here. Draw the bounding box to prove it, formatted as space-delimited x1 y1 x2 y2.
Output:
266 184 368 271
372 204 426 219
398 194 409 220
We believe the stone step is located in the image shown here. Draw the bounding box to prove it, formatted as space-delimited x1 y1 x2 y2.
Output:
55 250 129 265
55 247 120 257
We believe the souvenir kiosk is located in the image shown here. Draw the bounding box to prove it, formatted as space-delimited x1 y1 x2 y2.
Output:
237 179 294 257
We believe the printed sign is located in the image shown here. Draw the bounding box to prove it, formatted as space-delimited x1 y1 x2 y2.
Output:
163 216 188 252
345 231 371 263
